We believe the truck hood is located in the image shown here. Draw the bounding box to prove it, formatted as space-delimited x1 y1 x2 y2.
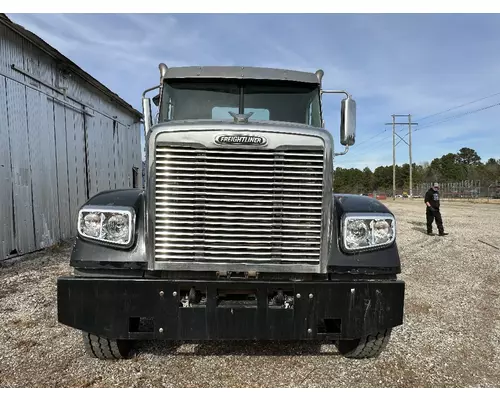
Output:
148 119 332 139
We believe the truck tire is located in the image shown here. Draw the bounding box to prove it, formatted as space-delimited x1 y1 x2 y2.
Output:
82 332 133 360
336 329 392 359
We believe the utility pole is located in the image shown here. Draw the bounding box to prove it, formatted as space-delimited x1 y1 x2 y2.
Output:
408 114 413 198
392 115 396 200
385 115 418 200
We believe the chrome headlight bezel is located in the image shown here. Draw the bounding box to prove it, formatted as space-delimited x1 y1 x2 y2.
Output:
77 205 136 249
340 212 396 253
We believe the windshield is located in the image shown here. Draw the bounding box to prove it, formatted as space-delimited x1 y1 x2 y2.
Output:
159 79 322 127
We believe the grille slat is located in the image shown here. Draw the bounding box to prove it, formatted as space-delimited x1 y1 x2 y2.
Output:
158 156 324 163
155 249 321 256
155 244 321 251
156 191 322 198
156 168 324 179
156 202 322 208
154 143 325 266
155 220 321 228
156 161 324 169
156 185 322 193
156 196 322 204
156 207 322 214
156 230 321 235
156 214 322 221
155 237 320 244
155 255 320 262
156 147 324 156
156 178 322 186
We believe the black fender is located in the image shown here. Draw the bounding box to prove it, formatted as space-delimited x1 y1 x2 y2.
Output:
327 194 401 275
70 189 147 270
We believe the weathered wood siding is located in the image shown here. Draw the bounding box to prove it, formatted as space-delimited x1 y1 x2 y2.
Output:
0 22 142 260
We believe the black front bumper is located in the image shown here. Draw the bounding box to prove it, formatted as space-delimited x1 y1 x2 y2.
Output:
57 277 405 341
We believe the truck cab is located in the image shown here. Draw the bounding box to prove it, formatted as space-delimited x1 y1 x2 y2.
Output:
57 64 404 360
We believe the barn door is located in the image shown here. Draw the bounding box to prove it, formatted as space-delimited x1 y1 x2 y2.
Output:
60 104 88 236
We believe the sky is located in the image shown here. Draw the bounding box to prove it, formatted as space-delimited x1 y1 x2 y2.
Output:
7 13 500 171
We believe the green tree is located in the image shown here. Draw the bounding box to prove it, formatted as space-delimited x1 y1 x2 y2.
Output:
373 166 392 192
396 164 410 190
412 163 425 186
479 158 500 184
456 147 481 166
332 147 494 195
361 167 374 193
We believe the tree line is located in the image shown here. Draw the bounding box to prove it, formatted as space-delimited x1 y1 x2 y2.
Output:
333 147 500 194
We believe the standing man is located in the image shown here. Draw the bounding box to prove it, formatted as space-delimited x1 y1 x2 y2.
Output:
425 182 449 236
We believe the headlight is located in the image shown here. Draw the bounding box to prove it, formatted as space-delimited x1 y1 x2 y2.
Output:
77 206 135 247
341 213 395 252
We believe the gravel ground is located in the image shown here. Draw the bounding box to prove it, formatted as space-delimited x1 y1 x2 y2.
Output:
0 200 499 388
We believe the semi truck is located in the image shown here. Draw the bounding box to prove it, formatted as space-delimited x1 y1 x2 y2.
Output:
57 64 405 359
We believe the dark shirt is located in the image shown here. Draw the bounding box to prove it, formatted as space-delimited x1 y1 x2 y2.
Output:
425 188 440 209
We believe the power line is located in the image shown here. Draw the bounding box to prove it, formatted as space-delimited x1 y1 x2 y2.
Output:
356 90 500 150
349 98 493 161
338 137 392 164
391 98 500 145
338 132 404 165
354 128 387 148
414 91 500 123
343 91 500 167
344 99 500 167
350 125 406 157
414 101 500 132
337 138 390 164
356 124 409 149
363 133 393 148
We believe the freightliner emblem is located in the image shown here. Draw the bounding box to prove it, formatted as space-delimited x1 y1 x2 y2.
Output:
214 134 268 146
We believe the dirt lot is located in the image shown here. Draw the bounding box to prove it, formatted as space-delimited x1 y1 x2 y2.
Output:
0 200 499 388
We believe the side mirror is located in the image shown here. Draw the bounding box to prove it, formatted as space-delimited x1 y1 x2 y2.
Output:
340 97 356 146
142 85 161 136
142 97 153 135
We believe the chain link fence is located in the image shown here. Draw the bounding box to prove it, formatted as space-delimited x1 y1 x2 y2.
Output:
413 180 500 199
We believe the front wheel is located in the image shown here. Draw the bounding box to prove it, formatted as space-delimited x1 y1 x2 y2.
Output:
82 332 133 360
336 329 392 359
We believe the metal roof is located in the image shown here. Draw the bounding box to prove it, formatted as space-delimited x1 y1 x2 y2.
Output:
0 13 142 120
163 65 322 84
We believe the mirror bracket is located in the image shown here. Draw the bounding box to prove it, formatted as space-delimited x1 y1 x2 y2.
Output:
142 84 161 136
334 145 350 157
321 89 352 98
321 88 356 153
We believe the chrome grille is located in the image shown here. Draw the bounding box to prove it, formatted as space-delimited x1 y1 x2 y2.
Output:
153 144 325 267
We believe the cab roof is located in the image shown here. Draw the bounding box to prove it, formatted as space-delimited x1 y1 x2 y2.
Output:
162 65 322 85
